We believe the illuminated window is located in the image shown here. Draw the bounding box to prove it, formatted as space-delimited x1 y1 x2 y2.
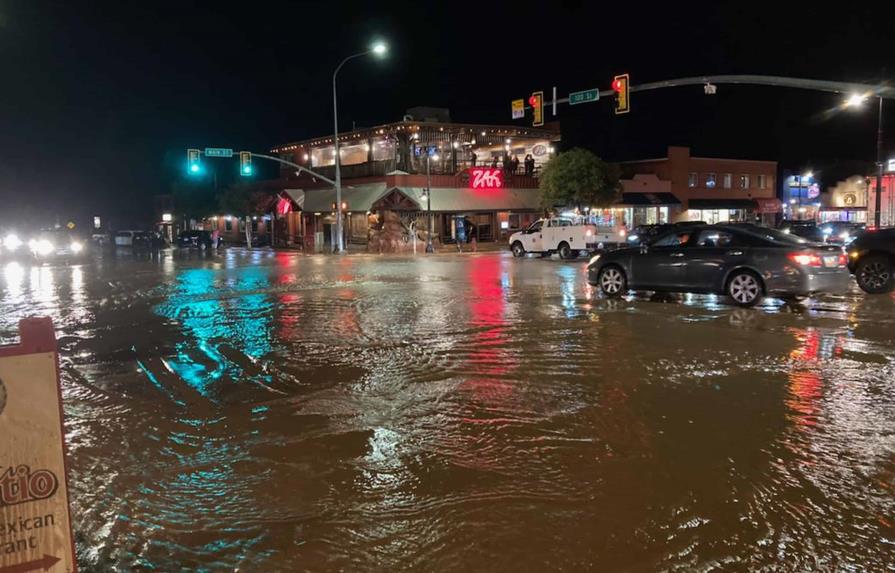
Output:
688 173 698 188
705 173 716 188
739 174 750 189
723 173 732 189
757 174 768 189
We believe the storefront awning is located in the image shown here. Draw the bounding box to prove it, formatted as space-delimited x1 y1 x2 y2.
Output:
689 199 759 210
396 187 541 212
620 192 680 205
301 183 389 212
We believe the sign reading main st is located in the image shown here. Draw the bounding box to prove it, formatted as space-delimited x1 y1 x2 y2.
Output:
0 318 76 573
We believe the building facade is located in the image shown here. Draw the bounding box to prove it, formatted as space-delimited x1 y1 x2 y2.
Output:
819 175 868 223
265 111 559 250
620 146 780 225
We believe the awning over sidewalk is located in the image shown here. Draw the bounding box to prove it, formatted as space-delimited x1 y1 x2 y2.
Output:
396 187 541 211
301 183 389 212
688 199 759 210
620 192 681 206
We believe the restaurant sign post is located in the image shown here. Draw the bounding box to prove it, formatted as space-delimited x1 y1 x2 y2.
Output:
0 318 77 573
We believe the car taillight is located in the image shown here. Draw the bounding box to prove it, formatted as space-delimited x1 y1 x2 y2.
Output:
838 253 847 266
788 252 822 267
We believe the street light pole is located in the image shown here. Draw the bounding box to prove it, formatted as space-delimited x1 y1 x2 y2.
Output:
331 42 388 253
875 96 884 228
425 153 435 253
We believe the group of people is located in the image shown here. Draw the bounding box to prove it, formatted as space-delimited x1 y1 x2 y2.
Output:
476 153 536 176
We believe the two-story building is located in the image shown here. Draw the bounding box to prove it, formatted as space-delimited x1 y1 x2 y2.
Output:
266 108 560 250
619 146 780 226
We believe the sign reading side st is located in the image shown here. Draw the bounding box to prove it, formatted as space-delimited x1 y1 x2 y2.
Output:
0 318 76 573
569 88 599 105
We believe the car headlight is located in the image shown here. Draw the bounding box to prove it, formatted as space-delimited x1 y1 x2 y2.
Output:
588 254 601 266
822 227 833 235
627 234 639 242
70 241 83 253
4 234 22 251
839 231 850 240
34 239 54 256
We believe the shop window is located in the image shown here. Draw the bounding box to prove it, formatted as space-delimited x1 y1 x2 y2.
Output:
225 218 233 232
757 174 768 189
723 173 732 189
371 139 396 161
311 146 336 167
705 173 716 188
251 218 258 233
339 143 367 166
688 173 698 188
508 214 521 229
739 174 750 189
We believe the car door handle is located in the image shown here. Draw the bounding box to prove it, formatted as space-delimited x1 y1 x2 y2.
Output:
669 252 684 257
725 250 743 256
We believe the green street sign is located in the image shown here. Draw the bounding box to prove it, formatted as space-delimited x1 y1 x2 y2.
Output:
569 89 599 105
204 147 233 157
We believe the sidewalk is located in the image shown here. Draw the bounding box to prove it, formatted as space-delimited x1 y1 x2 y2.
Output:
271 240 509 256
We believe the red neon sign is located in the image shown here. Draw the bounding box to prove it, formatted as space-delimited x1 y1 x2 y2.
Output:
468 168 504 189
276 197 293 216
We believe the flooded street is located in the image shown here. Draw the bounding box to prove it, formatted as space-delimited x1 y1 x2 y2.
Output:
1 251 894 571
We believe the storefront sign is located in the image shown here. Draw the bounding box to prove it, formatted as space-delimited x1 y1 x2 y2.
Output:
0 318 76 573
755 198 782 214
807 183 820 199
467 168 504 189
511 99 524 119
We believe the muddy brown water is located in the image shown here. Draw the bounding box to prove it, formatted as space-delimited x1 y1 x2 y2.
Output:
1 251 894 571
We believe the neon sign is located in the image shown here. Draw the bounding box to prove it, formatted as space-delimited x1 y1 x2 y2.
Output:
468 168 504 189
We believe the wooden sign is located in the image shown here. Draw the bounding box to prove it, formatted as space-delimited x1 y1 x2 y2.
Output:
0 318 76 573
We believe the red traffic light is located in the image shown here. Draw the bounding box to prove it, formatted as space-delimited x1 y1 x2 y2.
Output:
528 95 538 107
612 79 622 92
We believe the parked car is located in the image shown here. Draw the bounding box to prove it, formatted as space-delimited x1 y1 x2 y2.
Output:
113 230 147 247
778 220 825 242
28 229 88 261
587 224 850 306
177 230 216 249
846 228 895 293
820 221 865 245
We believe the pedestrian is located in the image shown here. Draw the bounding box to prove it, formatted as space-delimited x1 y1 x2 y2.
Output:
503 155 511 171
524 154 535 176
511 155 520 174
470 151 477 167
490 156 498 168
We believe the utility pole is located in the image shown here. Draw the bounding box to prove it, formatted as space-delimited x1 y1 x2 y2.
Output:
875 96 884 228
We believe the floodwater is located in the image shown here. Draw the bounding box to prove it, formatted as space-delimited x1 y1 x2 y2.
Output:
1 250 894 572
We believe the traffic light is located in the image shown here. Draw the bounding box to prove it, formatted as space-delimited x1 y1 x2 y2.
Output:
529 91 544 127
187 148 201 174
612 73 630 114
239 151 253 176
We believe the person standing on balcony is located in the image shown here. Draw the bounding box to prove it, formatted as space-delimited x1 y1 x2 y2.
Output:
524 154 535 176
470 151 477 167
491 156 498 168
511 155 520 174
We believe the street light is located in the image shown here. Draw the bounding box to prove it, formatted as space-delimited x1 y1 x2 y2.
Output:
332 41 388 253
425 152 439 253
845 92 885 228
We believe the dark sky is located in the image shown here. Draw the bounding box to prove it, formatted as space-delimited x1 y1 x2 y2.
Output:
1 0 893 227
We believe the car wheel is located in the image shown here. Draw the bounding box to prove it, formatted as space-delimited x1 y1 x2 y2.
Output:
511 242 526 258
727 270 763 307
598 265 627 298
855 255 894 294
558 242 572 260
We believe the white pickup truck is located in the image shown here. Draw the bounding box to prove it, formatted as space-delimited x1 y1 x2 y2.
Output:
509 217 626 259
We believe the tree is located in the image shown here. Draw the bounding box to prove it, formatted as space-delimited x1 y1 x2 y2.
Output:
539 148 622 211
218 183 275 248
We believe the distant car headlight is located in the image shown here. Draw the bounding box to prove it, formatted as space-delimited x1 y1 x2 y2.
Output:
781 228 791 234
588 254 601 266
627 234 639 242
33 239 54 256
70 241 84 253
838 231 850 240
4 234 22 251
822 227 833 235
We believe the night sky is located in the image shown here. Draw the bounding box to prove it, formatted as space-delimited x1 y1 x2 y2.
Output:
1 1 893 227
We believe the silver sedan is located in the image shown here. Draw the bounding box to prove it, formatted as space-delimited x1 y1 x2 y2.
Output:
587 224 851 306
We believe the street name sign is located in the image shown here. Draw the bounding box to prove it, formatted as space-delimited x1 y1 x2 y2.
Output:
204 148 233 158
569 89 599 105
0 318 76 573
